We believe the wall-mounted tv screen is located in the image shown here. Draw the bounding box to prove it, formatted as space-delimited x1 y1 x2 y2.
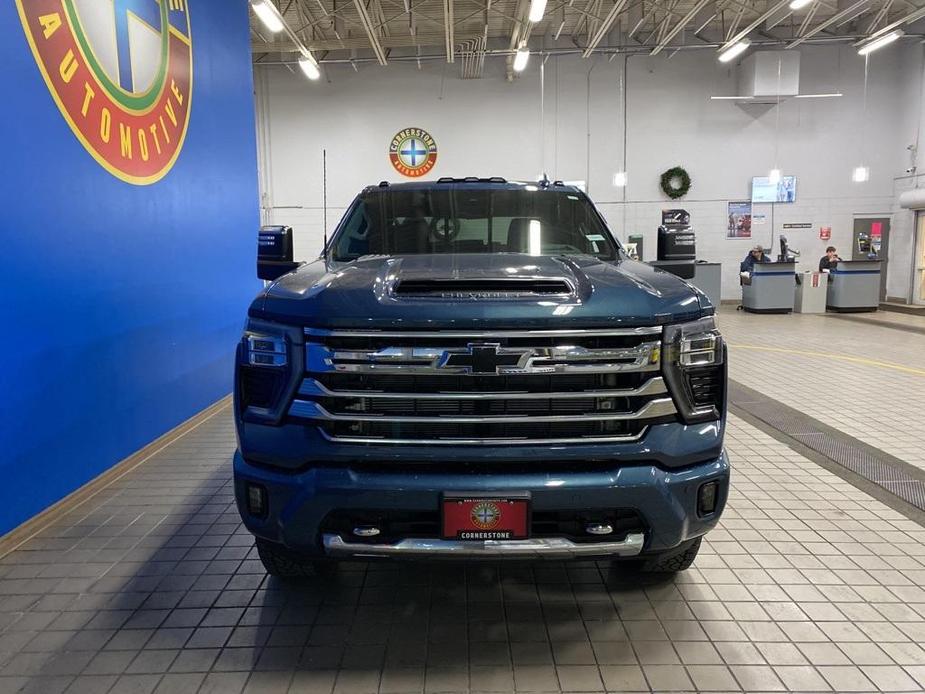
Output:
751 176 797 203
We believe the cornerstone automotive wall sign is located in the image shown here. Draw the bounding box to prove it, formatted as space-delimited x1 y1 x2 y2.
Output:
16 0 193 185
389 127 437 178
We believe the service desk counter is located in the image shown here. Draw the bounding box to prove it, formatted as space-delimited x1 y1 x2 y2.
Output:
742 262 796 314
826 260 881 312
690 262 722 308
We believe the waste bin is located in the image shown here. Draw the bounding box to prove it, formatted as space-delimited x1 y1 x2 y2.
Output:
794 272 827 313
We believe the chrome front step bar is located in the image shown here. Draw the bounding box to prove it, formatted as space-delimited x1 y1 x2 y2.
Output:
322 532 646 559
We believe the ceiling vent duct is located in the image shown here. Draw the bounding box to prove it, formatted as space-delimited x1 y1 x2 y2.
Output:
734 51 801 104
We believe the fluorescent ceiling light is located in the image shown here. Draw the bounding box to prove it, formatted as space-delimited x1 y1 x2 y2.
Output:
251 0 284 33
768 169 781 184
795 92 843 98
718 39 750 63
513 47 530 72
852 166 870 182
858 29 903 55
613 172 628 187
709 95 754 100
528 0 547 23
789 0 812 9
299 57 321 80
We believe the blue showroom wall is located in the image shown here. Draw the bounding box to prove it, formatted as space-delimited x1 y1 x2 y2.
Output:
0 1 261 535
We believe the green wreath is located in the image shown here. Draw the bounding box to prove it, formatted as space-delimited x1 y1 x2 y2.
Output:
660 166 691 199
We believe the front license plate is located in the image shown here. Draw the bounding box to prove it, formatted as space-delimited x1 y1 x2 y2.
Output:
442 494 530 540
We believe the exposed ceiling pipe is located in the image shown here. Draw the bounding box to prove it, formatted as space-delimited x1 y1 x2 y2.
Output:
255 31 896 66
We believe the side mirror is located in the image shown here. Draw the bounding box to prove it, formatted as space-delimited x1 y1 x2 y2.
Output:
258 225 301 281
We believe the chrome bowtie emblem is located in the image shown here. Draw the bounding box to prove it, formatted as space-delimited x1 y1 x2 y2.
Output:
439 343 530 375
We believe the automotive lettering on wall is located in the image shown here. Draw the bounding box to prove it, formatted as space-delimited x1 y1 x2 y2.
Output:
782 223 812 229
389 127 437 178
16 0 193 185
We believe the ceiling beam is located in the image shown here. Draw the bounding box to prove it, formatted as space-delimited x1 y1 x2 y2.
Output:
353 0 389 63
720 0 792 50
786 0 868 46
651 0 712 54
582 0 629 57
859 0 925 40
444 0 455 61
796 1 820 36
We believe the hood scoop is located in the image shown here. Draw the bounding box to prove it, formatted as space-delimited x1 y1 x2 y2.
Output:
392 277 574 299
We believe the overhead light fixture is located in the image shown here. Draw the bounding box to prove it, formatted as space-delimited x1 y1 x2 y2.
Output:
299 56 321 80
768 169 781 184
528 0 547 23
709 95 754 100
613 172 628 187
513 47 530 72
789 0 812 9
718 39 750 63
857 29 903 55
853 166 870 182
251 0 284 33
795 92 843 98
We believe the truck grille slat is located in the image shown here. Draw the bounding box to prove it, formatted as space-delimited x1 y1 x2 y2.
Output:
293 328 674 445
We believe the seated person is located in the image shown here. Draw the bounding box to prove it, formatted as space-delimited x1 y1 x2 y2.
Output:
818 246 841 271
740 245 770 274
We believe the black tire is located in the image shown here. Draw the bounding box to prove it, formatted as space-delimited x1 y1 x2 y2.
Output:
638 537 702 573
256 539 331 578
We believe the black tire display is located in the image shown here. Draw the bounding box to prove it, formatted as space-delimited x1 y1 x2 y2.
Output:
639 537 702 573
256 539 330 578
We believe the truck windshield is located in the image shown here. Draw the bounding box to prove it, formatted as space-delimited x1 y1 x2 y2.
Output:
331 187 618 261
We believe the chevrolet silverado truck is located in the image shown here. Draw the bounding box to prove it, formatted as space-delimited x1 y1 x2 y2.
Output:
234 178 729 576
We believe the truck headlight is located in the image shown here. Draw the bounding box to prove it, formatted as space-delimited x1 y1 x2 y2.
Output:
237 322 298 415
662 317 726 423
246 333 288 367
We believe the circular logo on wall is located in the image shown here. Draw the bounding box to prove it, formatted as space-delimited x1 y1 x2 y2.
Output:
470 502 501 530
389 127 437 178
15 0 193 185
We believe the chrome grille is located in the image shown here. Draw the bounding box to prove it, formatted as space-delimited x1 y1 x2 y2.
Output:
292 327 675 445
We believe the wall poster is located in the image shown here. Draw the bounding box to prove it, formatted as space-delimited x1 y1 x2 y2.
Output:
727 201 752 239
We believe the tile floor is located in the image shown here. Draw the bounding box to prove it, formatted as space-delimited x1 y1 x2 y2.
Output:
1 310 924 693
717 308 925 471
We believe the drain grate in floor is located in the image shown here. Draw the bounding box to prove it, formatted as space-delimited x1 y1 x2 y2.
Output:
729 380 925 521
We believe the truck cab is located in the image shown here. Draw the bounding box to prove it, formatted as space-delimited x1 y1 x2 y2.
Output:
234 178 729 575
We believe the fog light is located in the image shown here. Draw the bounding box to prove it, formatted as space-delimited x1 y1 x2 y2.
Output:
246 483 268 518
698 481 719 516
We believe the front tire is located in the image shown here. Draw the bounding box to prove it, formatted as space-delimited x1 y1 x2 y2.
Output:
256 539 332 578
638 537 702 573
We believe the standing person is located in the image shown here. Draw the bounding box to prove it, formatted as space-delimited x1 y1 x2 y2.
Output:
819 246 841 271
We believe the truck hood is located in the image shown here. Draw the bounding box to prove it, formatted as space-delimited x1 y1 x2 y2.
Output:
252 253 711 329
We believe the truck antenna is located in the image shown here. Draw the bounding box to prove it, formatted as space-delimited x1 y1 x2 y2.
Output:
322 149 328 261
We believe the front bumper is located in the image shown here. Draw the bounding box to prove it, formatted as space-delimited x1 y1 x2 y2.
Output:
234 450 730 559
323 533 646 559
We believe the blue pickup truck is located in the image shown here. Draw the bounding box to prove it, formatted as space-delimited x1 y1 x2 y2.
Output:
234 178 729 576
